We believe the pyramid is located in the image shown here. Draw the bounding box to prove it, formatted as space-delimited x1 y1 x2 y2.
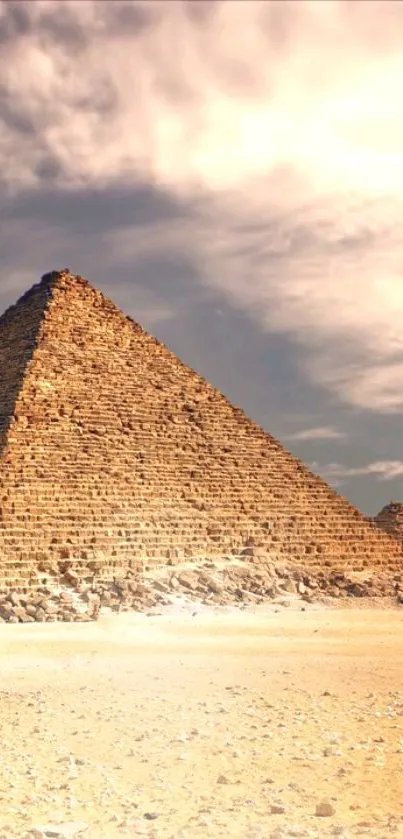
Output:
0 267 400 591
373 502 403 542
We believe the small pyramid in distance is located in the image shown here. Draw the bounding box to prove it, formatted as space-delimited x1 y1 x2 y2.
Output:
0 266 400 589
374 501 403 542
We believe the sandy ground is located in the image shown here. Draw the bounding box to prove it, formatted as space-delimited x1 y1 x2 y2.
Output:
2 599 403 839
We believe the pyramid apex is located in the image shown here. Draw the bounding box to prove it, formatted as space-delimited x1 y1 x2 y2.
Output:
41 268 89 287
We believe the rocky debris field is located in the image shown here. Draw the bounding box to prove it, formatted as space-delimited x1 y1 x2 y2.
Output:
1 556 403 624
1 607 403 838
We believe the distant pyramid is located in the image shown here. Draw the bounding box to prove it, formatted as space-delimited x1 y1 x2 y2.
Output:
0 268 400 589
373 502 403 542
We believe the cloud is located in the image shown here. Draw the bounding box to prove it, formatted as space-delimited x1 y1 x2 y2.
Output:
1 0 403 196
0 0 402 195
307 358 403 414
3 0 403 411
311 459 403 485
284 426 347 442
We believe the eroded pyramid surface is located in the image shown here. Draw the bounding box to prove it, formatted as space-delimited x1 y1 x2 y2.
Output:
0 268 400 589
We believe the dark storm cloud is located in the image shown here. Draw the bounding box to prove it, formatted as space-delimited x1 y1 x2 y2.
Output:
34 6 89 53
0 0 153 48
6 182 192 235
102 1 158 38
0 1 31 42
0 178 200 334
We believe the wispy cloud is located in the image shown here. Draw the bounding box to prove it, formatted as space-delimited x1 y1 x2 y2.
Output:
3 0 403 411
285 426 347 442
311 459 403 485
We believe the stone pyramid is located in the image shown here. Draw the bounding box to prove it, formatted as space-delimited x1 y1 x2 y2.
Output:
374 502 403 541
0 268 400 591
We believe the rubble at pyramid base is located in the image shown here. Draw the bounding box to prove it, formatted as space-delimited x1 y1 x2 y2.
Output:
1 550 402 624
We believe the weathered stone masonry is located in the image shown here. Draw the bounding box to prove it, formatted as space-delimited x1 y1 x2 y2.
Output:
0 268 400 592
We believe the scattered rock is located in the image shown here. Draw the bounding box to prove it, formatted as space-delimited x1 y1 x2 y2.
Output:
31 823 88 838
316 799 336 817
177 571 199 590
270 803 286 814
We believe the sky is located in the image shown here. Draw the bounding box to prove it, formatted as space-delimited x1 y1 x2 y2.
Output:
1 0 403 515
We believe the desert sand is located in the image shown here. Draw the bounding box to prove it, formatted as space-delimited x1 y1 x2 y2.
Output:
2 599 403 839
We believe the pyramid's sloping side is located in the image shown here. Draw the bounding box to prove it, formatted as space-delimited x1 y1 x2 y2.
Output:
0 269 400 585
0 278 53 450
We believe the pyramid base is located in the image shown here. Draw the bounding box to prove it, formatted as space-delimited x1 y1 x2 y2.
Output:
0 552 401 623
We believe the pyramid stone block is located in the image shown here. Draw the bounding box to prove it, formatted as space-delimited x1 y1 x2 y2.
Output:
0 268 400 588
